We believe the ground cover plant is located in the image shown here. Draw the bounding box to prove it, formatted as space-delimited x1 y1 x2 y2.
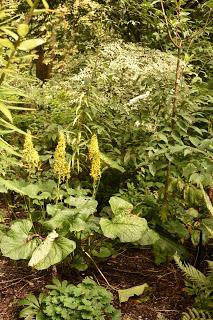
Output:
0 0 212 319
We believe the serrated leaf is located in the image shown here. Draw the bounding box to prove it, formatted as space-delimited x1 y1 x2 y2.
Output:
0 220 39 260
28 236 76 270
118 283 149 303
18 39 45 51
100 215 148 242
100 153 125 173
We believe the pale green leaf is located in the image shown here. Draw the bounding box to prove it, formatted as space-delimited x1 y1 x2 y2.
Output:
0 38 14 50
109 196 133 217
0 101 12 122
136 228 160 246
28 230 59 267
118 283 149 303
28 236 76 270
0 220 39 260
18 39 45 51
0 138 20 156
100 215 148 242
42 0 49 9
17 24 29 38
0 27 18 40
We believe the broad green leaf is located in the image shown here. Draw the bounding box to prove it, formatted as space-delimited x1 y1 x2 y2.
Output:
200 183 213 217
100 153 125 173
136 228 160 246
0 178 25 194
43 208 76 230
64 196 97 218
109 196 133 217
118 283 149 303
28 236 76 270
28 230 58 267
0 38 14 50
18 39 45 51
17 24 29 37
0 220 39 260
100 215 148 242
163 220 189 239
0 102 13 122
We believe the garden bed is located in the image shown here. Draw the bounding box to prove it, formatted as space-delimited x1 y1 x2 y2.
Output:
0 248 192 320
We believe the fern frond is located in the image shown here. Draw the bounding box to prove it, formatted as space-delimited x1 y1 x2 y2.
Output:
182 308 213 320
174 254 209 287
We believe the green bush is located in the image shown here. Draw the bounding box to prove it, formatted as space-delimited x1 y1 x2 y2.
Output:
19 277 121 320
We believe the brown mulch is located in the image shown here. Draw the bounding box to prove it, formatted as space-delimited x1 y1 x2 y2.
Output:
0 248 192 320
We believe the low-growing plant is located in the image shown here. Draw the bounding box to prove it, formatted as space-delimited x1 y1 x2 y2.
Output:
18 277 121 320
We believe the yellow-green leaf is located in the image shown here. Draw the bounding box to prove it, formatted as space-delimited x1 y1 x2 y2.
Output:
17 24 29 38
200 183 213 217
26 0 34 6
42 0 49 9
18 38 45 51
118 283 149 303
0 102 12 122
0 27 18 41
0 38 14 50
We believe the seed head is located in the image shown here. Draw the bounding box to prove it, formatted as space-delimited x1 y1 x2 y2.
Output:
53 131 70 182
22 130 39 171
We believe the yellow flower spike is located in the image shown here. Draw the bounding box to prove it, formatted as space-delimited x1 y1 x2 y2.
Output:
89 134 99 161
22 130 40 171
89 134 101 182
90 152 101 182
53 131 70 182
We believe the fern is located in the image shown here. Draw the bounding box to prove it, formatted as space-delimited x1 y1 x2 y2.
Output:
182 308 213 320
174 253 210 288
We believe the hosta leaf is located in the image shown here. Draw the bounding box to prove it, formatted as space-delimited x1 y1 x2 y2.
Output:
0 220 39 260
100 215 148 242
28 235 76 270
100 153 125 173
118 283 149 303
109 196 133 217
18 39 45 51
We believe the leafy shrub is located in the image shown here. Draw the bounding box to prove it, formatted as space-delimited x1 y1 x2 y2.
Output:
19 277 121 320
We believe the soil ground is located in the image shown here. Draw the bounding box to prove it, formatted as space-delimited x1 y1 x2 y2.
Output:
0 248 193 320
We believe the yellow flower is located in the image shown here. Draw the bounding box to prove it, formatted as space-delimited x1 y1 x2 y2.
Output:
89 134 99 160
22 130 39 171
89 134 101 182
53 131 70 182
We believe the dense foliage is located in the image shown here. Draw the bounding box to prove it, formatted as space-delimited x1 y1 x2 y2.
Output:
0 0 212 318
